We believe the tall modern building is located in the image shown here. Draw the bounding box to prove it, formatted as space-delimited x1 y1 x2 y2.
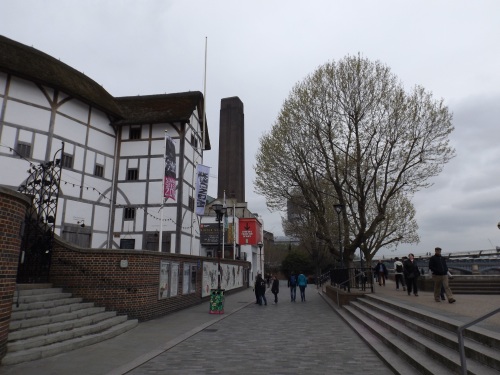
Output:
217 97 245 202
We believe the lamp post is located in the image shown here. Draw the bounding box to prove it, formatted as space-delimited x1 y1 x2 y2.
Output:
333 204 345 267
257 241 263 275
212 202 227 289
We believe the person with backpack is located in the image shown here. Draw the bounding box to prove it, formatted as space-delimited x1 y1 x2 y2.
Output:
393 257 406 291
297 272 308 302
288 272 297 302
256 273 267 306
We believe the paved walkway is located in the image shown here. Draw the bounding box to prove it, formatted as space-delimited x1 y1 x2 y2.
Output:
1 279 498 375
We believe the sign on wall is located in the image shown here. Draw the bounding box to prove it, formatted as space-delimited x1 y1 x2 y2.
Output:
238 218 262 245
202 261 245 297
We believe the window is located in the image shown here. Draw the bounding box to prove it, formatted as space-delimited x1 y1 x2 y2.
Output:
182 263 197 294
188 196 195 212
127 168 138 180
16 142 32 158
120 239 135 249
124 207 136 220
94 164 104 177
129 127 141 140
190 134 198 148
61 153 74 169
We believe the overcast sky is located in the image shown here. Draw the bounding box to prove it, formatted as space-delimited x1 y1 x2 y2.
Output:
2 1 500 257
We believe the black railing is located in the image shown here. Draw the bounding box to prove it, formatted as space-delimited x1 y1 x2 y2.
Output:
330 267 374 293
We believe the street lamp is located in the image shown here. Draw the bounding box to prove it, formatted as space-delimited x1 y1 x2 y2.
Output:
212 202 227 289
333 204 345 267
257 241 263 275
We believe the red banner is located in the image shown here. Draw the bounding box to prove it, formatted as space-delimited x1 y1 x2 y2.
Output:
238 218 262 245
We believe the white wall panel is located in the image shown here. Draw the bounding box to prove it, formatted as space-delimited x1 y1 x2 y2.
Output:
85 150 96 174
149 157 163 180
8 77 49 107
120 140 149 157
105 156 114 179
74 146 84 171
4 101 51 131
54 114 86 142
118 159 127 180
150 139 164 155
0 125 16 148
90 108 114 135
88 128 115 154
139 158 148 179
33 133 48 160
1 158 30 187
117 182 147 205
64 198 92 224
94 205 110 232
147 181 162 204
58 100 89 123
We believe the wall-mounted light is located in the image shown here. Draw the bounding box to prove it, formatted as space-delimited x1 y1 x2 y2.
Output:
77 220 85 228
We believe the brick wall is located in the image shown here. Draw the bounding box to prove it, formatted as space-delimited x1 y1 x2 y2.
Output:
49 239 250 321
0 188 31 360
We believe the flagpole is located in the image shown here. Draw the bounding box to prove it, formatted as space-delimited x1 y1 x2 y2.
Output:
233 200 236 260
222 190 226 259
202 37 207 153
159 130 167 252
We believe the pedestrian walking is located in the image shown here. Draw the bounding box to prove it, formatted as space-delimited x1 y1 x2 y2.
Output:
298 272 307 302
256 273 267 306
403 253 420 296
374 260 388 286
271 275 279 304
393 257 406 291
253 274 260 304
288 272 297 302
429 247 456 303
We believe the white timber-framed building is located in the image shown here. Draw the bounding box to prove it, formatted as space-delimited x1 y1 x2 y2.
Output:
0 35 211 255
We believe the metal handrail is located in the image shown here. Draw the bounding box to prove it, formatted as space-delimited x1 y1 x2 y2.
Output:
457 307 500 375
334 278 351 308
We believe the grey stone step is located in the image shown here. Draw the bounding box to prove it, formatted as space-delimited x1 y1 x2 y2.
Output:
10 305 104 329
13 287 64 298
349 300 499 374
356 298 500 371
11 297 84 312
7 315 129 352
2 319 138 366
15 292 74 305
365 294 500 350
344 303 456 375
319 292 422 375
10 301 94 320
8 311 117 342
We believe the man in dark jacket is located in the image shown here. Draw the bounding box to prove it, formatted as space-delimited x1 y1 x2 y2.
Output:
428 247 455 303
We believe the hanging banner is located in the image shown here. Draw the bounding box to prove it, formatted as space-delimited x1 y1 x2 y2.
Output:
164 135 176 201
195 164 210 215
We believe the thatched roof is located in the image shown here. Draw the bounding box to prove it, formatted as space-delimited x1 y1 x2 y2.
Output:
0 35 211 150
0 35 122 118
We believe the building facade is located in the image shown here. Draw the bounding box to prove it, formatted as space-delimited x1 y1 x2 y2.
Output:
0 35 210 255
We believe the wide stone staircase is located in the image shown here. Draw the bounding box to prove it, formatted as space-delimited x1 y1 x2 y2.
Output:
3 285 138 365
330 294 500 374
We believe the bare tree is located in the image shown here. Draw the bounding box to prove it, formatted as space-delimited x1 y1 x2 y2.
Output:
255 55 454 266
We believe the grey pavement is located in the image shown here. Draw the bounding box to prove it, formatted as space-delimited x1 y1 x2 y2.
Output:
1 279 499 375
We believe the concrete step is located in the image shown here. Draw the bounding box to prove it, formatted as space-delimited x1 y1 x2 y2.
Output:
8 311 117 342
10 306 104 329
350 298 499 373
10 301 94 320
6 284 139 365
2 319 138 366
8 315 129 352
356 298 500 371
